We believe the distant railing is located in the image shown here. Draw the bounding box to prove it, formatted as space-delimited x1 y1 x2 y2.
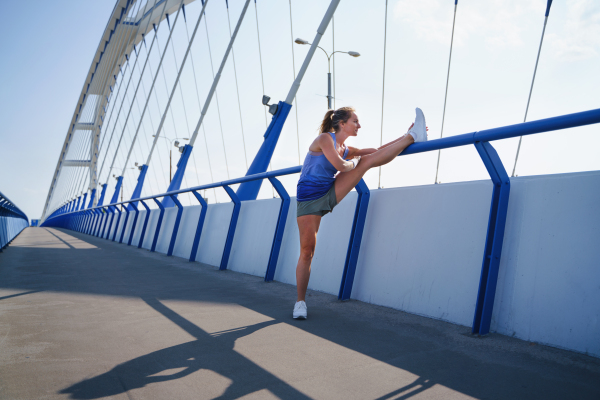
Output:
41 108 600 336
0 191 29 250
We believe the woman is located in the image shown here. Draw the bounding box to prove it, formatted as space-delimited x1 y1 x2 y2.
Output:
293 107 428 319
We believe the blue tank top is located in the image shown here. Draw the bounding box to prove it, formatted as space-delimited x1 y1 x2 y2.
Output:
297 132 349 202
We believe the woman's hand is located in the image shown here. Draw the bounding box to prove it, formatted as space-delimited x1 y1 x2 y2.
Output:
407 123 429 133
351 156 361 169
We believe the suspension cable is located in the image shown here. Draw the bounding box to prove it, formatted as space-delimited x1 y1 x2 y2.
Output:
203 15 230 179
253 0 275 197
512 8 552 177
225 1 249 169
253 0 268 128
182 4 218 201
434 0 458 184
378 0 389 189
288 0 301 165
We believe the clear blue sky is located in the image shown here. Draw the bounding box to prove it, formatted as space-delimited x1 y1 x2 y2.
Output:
1 0 598 219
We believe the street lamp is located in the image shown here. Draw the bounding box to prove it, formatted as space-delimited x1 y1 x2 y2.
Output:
152 135 189 182
295 38 360 109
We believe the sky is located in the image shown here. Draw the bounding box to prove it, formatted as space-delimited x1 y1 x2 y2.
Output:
0 0 598 220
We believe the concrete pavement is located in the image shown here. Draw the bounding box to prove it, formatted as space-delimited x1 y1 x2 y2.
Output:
1 227 599 399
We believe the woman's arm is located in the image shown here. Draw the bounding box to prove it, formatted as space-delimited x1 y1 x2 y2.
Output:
346 146 377 158
319 134 359 172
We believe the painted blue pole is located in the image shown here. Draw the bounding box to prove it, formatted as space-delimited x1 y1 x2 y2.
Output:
80 193 88 211
137 200 151 248
110 176 123 204
237 102 292 201
264 177 290 281
87 189 96 208
472 142 511 335
338 179 371 300
545 0 553 16
162 145 192 208
128 165 148 210
167 195 184 256
220 185 241 270
151 198 165 252
118 208 131 243
98 184 108 206
127 202 139 246
111 207 122 241
189 191 208 262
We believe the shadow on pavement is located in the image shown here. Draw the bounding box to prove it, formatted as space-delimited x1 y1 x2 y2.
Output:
2 227 599 399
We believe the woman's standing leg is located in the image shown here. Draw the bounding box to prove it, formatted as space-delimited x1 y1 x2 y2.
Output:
296 215 322 301
334 134 415 202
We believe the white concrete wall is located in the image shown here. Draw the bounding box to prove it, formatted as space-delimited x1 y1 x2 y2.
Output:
351 181 491 327
79 171 600 357
492 171 600 357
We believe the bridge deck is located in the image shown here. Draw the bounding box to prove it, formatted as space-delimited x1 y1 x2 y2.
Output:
1 227 599 400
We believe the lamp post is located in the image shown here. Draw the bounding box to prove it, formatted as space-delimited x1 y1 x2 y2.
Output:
294 38 360 109
152 136 189 182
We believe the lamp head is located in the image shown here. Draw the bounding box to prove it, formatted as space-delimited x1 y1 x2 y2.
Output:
294 38 309 45
348 51 361 58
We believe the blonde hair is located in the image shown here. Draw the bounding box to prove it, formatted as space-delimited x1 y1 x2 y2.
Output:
318 107 355 134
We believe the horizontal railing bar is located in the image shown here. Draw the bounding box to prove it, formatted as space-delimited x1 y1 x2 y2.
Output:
402 108 600 156
48 107 600 219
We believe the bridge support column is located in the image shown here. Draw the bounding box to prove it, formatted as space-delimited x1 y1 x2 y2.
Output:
162 145 192 208
110 176 123 205
128 165 148 210
97 184 108 206
236 102 292 201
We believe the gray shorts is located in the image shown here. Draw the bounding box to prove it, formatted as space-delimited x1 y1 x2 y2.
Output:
296 185 338 218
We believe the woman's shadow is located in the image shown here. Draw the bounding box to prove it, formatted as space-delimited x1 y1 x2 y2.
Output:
60 298 311 399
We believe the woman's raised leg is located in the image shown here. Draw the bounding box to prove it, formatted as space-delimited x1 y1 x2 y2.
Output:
334 134 414 202
296 214 322 302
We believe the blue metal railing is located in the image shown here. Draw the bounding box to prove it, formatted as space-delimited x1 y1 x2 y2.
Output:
42 107 600 335
0 191 29 250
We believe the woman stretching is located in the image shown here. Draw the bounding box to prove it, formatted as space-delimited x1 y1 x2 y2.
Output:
293 107 428 319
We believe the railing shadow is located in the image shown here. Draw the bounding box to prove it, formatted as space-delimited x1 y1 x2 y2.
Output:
60 298 310 400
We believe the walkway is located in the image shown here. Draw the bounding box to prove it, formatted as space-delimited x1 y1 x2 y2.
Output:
1 227 599 400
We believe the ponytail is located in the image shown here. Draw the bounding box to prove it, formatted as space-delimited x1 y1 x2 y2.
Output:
318 106 355 134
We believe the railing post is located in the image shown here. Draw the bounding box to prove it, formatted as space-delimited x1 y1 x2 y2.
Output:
138 200 151 248
264 177 290 281
127 202 139 246
189 191 208 262
167 195 184 256
472 141 511 335
151 198 165 252
101 207 114 239
110 206 122 241
339 179 371 300
118 205 131 243
220 185 241 270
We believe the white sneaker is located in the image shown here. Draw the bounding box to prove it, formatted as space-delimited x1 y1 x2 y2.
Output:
293 301 307 319
408 107 427 142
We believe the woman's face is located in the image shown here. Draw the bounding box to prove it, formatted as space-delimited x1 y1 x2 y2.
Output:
340 112 361 137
